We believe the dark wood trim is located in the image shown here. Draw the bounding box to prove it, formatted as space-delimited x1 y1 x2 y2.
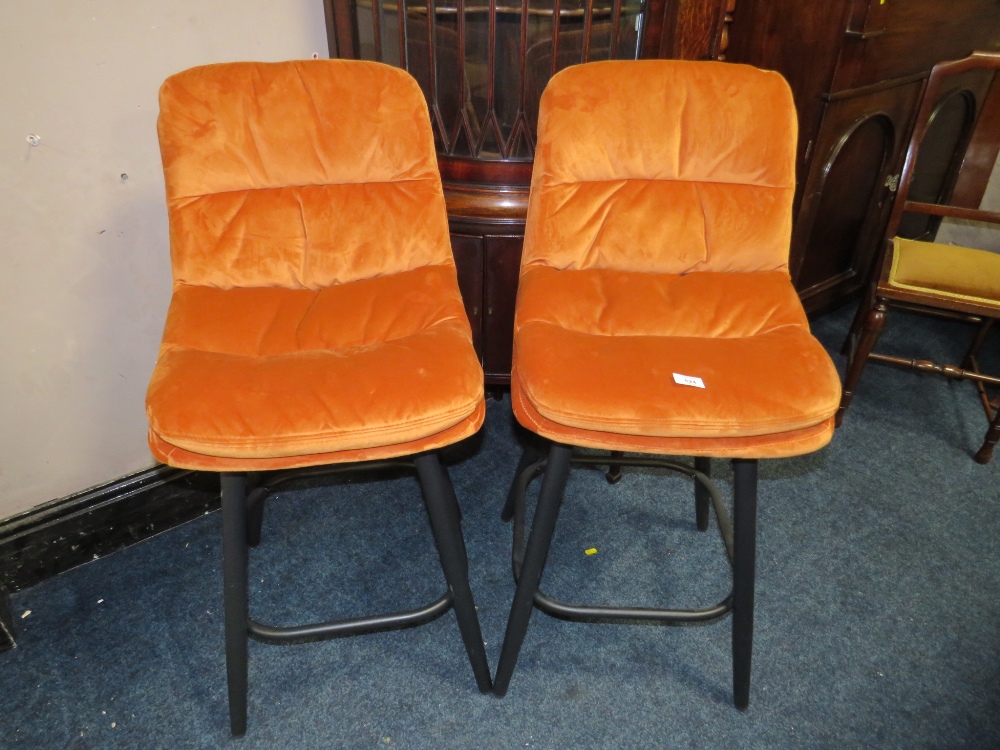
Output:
323 0 358 59
0 466 219 595
0 587 13 653
824 71 929 103
438 157 533 187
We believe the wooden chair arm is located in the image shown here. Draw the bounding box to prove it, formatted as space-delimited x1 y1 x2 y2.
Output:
903 201 1000 225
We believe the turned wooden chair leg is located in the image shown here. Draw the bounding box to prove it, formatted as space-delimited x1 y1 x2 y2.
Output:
974 405 1000 464
961 318 995 370
837 300 888 427
842 283 878 357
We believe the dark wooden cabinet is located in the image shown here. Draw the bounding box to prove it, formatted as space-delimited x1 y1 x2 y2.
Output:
482 236 523 379
324 0 734 383
450 233 484 355
727 0 1000 313
790 80 924 302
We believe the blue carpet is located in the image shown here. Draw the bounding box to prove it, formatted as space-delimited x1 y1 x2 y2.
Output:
2 304 999 749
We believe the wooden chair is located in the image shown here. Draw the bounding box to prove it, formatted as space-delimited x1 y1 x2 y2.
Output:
491 60 842 707
838 52 1000 464
146 60 491 735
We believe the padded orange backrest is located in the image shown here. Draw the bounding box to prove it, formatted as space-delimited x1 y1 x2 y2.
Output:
157 60 453 290
522 60 797 274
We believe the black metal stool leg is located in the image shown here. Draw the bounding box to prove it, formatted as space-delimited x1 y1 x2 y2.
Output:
606 450 624 484
221 473 249 737
731 458 758 710
493 443 573 697
245 473 267 548
694 457 711 532
435 458 469 568
439 463 463 524
501 443 545 522
415 454 493 694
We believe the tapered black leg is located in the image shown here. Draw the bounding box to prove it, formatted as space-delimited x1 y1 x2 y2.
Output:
245 476 267 548
415 454 492 694
605 450 623 484
221 473 249 737
493 443 573 697
731 459 758 710
501 443 545 522
694 457 711 532
435 458 469 567
439 464 462 524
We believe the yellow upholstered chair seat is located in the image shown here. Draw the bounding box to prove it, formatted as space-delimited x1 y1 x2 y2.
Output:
888 237 1000 310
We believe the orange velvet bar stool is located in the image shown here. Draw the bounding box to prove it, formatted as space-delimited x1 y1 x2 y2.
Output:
146 60 491 735
492 60 843 707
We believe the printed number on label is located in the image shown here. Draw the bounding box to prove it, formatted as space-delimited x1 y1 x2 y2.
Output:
672 373 705 389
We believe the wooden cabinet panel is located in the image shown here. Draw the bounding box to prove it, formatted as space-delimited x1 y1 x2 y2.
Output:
834 0 1000 92
450 233 485 361
449 231 525 384
483 236 524 382
728 0 1000 313
792 81 922 309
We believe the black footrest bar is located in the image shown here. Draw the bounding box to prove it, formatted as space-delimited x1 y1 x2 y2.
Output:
247 592 453 645
510 451 736 626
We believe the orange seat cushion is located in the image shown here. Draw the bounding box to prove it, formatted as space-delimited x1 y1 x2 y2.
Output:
512 267 841 455
147 265 483 462
146 60 484 470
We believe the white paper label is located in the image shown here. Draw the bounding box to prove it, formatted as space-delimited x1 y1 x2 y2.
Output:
672 373 705 389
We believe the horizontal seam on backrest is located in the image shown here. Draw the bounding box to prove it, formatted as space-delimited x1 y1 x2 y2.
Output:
170 263 455 289
515 320 807 339
536 177 794 189
168 176 441 202
159 314 468 356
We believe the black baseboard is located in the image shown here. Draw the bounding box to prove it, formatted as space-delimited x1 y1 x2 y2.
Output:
0 467 220 603
0 587 13 653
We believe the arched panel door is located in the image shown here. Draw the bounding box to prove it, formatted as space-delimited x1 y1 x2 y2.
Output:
898 70 996 240
791 80 923 311
796 115 893 292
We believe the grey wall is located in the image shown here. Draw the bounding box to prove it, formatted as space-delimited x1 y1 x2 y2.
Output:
0 2 328 520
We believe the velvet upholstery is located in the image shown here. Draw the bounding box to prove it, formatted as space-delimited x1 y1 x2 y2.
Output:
888 237 1000 311
513 60 841 457
146 60 484 470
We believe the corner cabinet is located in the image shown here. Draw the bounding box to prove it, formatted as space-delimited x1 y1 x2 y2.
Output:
727 0 1000 313
323 0 736 384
